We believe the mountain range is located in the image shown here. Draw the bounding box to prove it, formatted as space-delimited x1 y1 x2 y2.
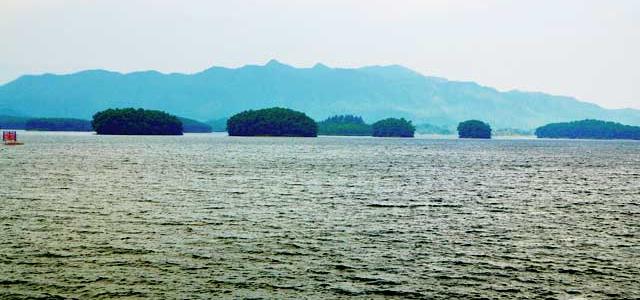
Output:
1 59 638 130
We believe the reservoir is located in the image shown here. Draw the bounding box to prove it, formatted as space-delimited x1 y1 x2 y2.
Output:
1 132 638 299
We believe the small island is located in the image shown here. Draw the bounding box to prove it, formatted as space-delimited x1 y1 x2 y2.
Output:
227 107 318 137
317 115 372 136
535 119 640 140
371 118 415 137
457 120 492 139
179 117 212 133
26 118 93 132
92 108 183 135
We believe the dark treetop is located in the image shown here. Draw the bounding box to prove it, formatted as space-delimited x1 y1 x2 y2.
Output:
317 115 372 136
371 118 415 138
25 118 92 132
179 117 212 133
92 108 183 135
535 119 640 140
458 120 492 139
227 107 318 137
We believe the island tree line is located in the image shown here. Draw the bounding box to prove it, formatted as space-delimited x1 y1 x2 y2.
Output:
9 105 636 141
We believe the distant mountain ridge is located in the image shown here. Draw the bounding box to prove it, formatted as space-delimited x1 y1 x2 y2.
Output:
0 59 638 129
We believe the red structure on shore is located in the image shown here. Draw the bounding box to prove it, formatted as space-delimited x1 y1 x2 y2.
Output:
3 131 23 145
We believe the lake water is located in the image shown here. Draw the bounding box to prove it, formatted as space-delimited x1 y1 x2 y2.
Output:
1 132 638 299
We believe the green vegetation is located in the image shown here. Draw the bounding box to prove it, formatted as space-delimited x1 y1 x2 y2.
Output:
535 119 640 140
0 115 30 129
207 118 228 132
458 120 492 139
25 118 92 131
371 118 415 137
227 107 317 137
415 123 453 135
179 117 212 133
317 115 372 136
92 108 183 135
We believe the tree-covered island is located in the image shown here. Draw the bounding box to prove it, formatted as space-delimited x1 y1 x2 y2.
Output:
92 108 183 135
317 115 372 136
535 119 640 140
227 107 318 137
371 118 415 137
25 118 93 131
457 120 492 139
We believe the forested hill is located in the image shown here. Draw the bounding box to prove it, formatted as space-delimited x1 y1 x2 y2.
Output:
1 60 639 129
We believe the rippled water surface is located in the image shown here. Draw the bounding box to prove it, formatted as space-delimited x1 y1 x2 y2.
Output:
1 132 639 299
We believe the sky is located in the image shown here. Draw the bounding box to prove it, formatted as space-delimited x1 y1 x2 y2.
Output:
1 0 638 109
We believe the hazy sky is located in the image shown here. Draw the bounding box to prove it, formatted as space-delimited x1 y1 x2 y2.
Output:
1 0 638 109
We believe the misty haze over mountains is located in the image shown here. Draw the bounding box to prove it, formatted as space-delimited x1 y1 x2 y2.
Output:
1 59 638 130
